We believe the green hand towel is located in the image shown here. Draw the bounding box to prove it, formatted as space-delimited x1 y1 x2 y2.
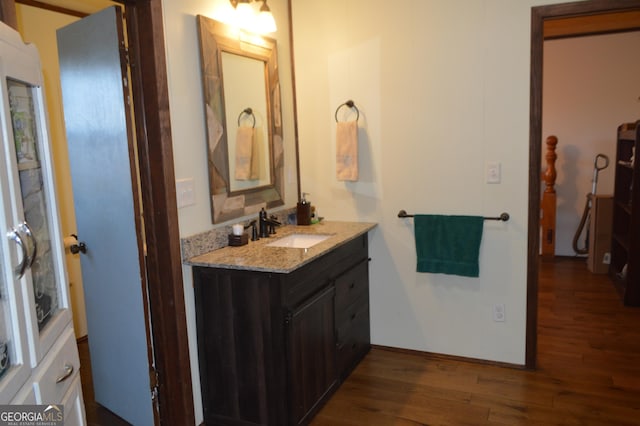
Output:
414 215 484 277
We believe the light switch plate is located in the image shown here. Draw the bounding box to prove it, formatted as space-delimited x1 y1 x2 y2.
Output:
486 162 501 184
493 304 505 322
176 178 196 208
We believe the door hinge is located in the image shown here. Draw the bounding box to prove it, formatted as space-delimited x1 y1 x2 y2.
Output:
150 367 159 401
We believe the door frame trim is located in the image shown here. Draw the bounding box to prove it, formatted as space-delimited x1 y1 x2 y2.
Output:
528 0 640 369
119 1 195 424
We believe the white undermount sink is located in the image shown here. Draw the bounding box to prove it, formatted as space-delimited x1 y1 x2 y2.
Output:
265 233 332 249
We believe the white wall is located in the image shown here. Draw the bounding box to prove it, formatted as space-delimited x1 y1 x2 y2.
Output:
161 1 297 423
543 32 640 256
290 0 567 365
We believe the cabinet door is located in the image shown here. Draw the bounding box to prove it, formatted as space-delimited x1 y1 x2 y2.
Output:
0 24 72 366
0 170 31 402
60 376 86 426
286 285 337 425
0 23 56 402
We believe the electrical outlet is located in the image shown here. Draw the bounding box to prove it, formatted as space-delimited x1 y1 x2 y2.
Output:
493 304 505 322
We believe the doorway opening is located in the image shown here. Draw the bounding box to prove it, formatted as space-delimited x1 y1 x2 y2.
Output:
528 0 640 368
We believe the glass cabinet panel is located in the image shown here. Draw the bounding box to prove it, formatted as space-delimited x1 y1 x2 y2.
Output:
8 79 61 333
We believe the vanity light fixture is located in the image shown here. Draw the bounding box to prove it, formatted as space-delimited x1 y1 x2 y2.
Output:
229 0 277 33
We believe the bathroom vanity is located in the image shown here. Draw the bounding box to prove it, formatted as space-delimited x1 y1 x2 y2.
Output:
189 221 375 426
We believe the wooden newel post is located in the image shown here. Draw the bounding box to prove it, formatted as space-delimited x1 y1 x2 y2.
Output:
541 135 557 259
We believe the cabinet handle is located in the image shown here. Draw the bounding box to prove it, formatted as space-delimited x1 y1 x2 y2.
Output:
56 364 74 383
349 281 355 289
19 222 37 269
7 227 28 279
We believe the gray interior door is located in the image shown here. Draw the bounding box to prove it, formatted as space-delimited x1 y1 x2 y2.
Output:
57 6 155 426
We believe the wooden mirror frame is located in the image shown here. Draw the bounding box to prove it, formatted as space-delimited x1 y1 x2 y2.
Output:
197 15 285 224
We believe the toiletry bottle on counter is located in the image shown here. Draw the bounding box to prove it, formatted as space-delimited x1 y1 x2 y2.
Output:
297 192 312 225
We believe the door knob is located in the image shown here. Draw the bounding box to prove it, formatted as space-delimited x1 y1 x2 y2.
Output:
70 234 87 254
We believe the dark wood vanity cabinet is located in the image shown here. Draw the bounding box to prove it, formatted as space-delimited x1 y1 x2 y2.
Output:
193 235 371 426
287 285 338 424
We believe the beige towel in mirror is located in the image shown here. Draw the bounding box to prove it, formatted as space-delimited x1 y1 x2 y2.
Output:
336 120 358 181
235 127 258 180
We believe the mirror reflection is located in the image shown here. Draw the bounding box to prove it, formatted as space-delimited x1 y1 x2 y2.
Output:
221 51 271 190
197 15 284 224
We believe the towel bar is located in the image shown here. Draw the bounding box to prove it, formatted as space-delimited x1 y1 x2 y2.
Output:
335 100 360 123
398 210 509 222
237 107 256 128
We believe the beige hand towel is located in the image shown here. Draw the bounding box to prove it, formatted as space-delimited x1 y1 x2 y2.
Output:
235 127 258 180
336 120 358 181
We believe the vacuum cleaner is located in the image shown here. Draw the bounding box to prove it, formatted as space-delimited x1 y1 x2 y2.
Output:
572 153 609 255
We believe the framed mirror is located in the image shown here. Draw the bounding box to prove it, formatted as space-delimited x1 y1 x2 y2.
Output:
197 15 284 223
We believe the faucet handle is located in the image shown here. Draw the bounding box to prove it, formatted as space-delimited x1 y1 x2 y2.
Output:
269 215 282 225
268 215 281 235
245 220 259 241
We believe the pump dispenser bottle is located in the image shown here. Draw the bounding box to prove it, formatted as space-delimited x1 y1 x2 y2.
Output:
297 192 312 225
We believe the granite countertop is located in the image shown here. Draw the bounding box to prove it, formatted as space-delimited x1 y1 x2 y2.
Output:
187 221 376 273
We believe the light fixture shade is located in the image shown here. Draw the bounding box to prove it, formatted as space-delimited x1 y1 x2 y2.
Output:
235 1 255 29
256 6 277 33
229 0 277 33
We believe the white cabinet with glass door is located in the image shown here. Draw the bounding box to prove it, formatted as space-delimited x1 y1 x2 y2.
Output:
0 20 85 423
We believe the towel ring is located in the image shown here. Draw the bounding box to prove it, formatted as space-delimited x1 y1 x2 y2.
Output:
237 107 256 128
335 100 359 123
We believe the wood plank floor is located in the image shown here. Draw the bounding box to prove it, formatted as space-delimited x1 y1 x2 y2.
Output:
78 257 640 425
311 257 640 425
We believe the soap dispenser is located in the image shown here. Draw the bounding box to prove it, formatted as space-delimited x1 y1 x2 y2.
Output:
297 192 312 225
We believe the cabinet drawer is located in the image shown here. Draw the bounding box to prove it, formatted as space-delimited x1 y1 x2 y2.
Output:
284 235 368 308
336 312 370 376
334 258 369 313
33 328 80 404
336 296 369 342
10 381 37 405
